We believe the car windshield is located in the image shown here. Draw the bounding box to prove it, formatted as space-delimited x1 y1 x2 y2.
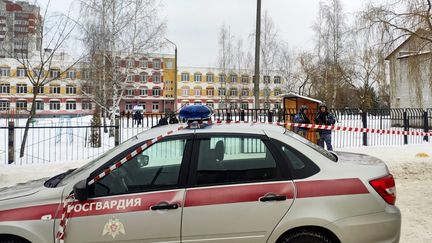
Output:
284 129 337 162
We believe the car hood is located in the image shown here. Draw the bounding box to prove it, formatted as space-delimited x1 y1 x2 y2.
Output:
0 178 47 201
334 151 386 167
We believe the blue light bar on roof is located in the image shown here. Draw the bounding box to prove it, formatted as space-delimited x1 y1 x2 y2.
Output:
179 105 213 122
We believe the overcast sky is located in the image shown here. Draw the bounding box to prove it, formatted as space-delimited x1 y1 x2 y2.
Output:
38 0 369 67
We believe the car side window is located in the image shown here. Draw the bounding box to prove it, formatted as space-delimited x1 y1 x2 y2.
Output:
195 136 282 185
89 138 187 197
277 141 320 179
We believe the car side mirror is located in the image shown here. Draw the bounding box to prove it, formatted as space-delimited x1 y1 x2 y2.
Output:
137 154 149 167
73 179 88 201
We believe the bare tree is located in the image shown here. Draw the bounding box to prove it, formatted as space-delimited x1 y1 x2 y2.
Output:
80 0 166 128
311 0 349 107
277 42 297 94
260 11 280 108
217 24 235 108
5 1 82 158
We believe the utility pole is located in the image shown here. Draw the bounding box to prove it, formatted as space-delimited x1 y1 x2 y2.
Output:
254 0 261 109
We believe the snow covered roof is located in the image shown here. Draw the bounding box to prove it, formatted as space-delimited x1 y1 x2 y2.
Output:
280 92 323 104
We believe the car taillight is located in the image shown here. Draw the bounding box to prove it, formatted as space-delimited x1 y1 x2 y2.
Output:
369 174 396 205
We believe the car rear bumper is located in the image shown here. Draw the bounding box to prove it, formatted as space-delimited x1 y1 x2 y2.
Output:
327 205 401 243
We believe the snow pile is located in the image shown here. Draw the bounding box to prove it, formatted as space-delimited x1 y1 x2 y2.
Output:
0 144 432 242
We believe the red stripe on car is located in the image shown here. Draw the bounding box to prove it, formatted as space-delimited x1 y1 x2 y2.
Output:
295 178 369 198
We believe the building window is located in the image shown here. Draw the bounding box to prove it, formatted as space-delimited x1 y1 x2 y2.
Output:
35 101 44 110
153 59 161 69
274 89 281 96
126 103 133 111
66 85 76 94
230 75 237 83
274 103 281 109
16 84 27 94
141 59 148 68
16 68 26 77
82 102 92 110
50 85 60 94
0 83 10 94
0 67 10 77
50 101 60 110
274 76 281 84
67 70 76 79
153 87 161 96
219 88 226 96
83 70 90 80
194 73 202 82
66 101 76 110
153 73 161 83
242 89 249 97
127 59 134 68
16 100 27 110
0 100 10 110
140 73 148 83
241 102 249 109
264 102 270 109
37 86 44 94
152 102 159 112
33 69 43 78
50 69 60 78
194 101 202 105
230 88 237 96
126 88 134 96
206 73 214 83
229 102 237 109
82 85 92 94
206 102 214 108
181 73 189 82
194 88 201 96
127 75 133 82
206 87 214 96
182 87 189 96
140 87 148 96
242 75 249 83
165 61 173 69
219 74 226 83
264 76 270 84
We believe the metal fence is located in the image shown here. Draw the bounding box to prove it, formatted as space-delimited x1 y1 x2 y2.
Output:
1 108 431 165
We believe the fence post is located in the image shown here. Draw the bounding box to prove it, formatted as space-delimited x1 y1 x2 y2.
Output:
240 110 245 121
227 111 231 121
361 111 368 146
403 110 409 145
115 118 120 146
424 110 429 142
8 121 14 164
268 110 273 123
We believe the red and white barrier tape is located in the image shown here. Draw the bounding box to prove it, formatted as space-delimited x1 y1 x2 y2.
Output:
209 120 432 137
56 194 75 243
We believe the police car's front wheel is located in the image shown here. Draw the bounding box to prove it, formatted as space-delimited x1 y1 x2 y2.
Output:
278 228 334 243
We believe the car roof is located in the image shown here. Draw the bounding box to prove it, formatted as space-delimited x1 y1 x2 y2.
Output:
134 122 286 142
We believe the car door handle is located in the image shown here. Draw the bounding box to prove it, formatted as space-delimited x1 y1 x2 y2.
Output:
150 202 179 211
259 194 287 202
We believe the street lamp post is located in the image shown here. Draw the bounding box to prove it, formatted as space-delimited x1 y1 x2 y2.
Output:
254 0 261 109
165 38 178 112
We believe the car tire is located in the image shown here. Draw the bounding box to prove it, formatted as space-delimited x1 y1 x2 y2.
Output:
0 236 29 243
278 229 333 243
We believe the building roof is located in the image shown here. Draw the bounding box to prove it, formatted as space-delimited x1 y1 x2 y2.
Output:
385 29 431 60
280 92 323 104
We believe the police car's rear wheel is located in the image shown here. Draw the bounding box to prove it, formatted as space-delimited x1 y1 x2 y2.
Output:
278 228 333 243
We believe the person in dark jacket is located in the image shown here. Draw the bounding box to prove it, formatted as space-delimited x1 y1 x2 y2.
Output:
293 105 310 137
314 103 336 151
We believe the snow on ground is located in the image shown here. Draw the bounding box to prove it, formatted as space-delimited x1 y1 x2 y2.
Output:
0 143 432 242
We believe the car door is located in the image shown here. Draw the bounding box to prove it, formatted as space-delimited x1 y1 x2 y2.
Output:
181 134 295 243
63 135 192 243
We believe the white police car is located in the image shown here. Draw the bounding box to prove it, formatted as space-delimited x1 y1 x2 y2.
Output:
0 105 400 243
